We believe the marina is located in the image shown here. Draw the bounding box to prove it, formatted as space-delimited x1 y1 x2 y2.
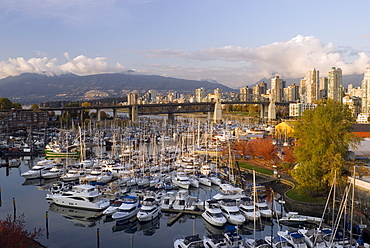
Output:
0 119 367 247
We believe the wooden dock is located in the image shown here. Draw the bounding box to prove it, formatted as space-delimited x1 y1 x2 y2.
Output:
163 208 202 226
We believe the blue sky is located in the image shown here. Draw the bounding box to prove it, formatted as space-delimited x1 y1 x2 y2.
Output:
1 0 370 88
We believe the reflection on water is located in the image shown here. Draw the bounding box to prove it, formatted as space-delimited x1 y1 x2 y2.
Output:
48 203 104 228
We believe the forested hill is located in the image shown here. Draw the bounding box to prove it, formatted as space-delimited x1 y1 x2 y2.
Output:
0 73 236 105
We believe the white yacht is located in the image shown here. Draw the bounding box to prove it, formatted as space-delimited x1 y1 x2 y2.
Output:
255 201 273 218
136 197 161 222
239 197 261 221
218 198 245 225
277 230 308 248
188 175 200 188
172 171 191 189
103 199 124 216
21 159 57 179
42 167 64 179
112 195 141 221
60 169 86 181
46 184 110 211
265 236 292 248
171 190 197 211
173 234 205 248
198 175 212 187
201 200 227 227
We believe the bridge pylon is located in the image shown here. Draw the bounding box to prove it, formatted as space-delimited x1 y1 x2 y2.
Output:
213 102 222 123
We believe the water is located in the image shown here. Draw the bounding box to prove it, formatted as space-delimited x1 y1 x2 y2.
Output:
0 157 286 248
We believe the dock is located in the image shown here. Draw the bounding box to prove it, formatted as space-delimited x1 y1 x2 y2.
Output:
162 208 202 226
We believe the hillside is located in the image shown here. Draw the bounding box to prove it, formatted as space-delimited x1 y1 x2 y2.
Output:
0 73 236 104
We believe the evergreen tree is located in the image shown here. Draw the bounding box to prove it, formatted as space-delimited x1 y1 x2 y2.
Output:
291 99 360 192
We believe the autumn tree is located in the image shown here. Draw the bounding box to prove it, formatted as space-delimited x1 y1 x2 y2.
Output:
0 214 43 248
248 138 278 162
291 99 361 192
232 140 249 158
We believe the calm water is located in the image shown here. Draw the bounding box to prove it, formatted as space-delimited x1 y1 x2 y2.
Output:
0 157 285 248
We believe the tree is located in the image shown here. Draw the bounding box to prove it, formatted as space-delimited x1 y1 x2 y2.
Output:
0 98 13 110
291 99 361 192
0 214 43 248
12 102 22 109
248 138 278 162
30 104 40 111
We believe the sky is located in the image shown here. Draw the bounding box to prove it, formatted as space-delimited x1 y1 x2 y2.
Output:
1 0 370 89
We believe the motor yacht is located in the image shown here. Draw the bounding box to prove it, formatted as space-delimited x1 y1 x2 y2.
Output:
46 184 110 211
218 198 245 225
201 200 227 227
172 171 191 189
136 197 161 222
21 159 57 179
112 195 141 221
239 197 261 221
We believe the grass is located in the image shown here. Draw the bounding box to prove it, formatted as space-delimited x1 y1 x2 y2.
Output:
238 160 328 203
237 161 274 175
286 187 327 203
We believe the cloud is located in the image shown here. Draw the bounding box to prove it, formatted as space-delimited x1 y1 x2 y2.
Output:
140 35 370 87
0 55 125 79
1 36 370 88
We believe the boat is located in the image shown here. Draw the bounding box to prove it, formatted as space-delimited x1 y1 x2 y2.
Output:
264 236 292 248
277 230 308 248
112 195 141 221
21 159 57 179
42 166 65 179
245 238 270 248
46 184 110 211
188 175 200 188
198 175 212 187
201 200 227 227
170 190 198 211
255 201 273 219
172 171 191 189
298 228 327 248
218 198 246 225
278 212 322 226
203 225 247 248
173 234 205 248
60 169 86 181
213 184 245 201
136 197 161 222
103 199 124 216
239 197 261 221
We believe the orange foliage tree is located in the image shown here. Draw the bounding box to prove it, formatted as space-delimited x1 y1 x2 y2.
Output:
248 138 278 162
232 140 249 158
0 214 43 248
281 146 297 164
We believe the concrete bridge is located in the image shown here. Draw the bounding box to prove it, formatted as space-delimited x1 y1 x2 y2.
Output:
39 100 289 124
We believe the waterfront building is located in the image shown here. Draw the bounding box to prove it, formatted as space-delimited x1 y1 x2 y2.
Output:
0 110 48 133
327 67 343 103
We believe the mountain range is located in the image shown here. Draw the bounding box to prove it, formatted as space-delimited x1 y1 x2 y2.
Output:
0 72 364 105
0 73 236 105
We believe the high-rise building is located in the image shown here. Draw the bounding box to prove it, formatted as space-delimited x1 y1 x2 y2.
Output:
319 77 328 99
270 76 283 102
284 84 299 102
195 87 205 102
240 86 252 101
361 68 370 114
305 69 319 103
253 82 267 101
327 67 342 102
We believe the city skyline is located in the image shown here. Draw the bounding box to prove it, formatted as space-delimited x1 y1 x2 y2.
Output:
1 1 370 88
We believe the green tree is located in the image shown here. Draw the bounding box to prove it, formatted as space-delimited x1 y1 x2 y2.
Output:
291 99 360 192
30 104 40 111
0 98 13 110
12 102 22 109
